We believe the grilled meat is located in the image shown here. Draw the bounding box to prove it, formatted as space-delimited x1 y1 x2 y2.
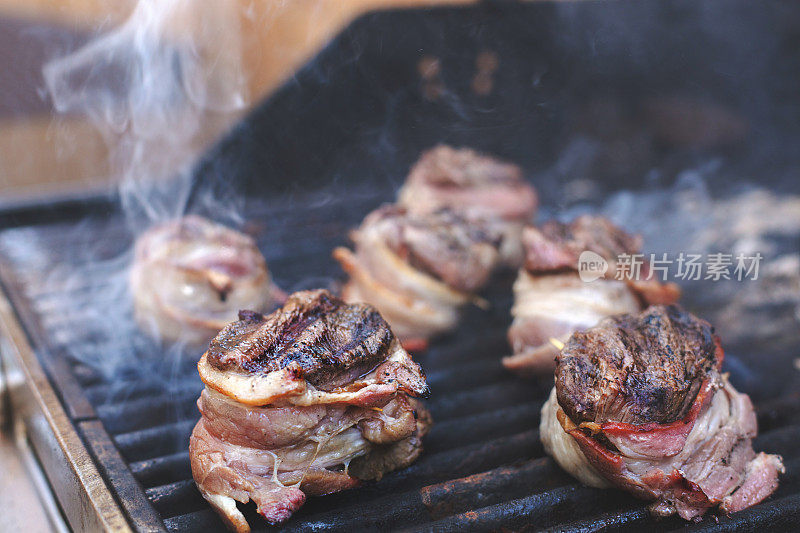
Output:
398 145 537 266
503 216 680 376
521 215 641 274
191 290 431 531
556 305 718 426
541 305 784 520
130 215 283 347
504 271 641 376
334 205 499 348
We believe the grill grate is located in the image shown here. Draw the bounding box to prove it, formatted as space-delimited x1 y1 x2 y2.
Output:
0 189 798 532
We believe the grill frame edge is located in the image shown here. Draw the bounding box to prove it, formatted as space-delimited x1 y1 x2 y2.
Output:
0 266 150 532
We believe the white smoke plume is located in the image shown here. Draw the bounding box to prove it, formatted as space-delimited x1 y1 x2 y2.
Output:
43 0 249 225
36 0 252 385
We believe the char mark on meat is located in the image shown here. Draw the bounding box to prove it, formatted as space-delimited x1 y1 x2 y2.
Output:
504 216 679 377
557 305 720 426
207 290 393 390
397 145 537 267
542 304 783 521
333 205 500 345
391 207 500 292
190 289 432 530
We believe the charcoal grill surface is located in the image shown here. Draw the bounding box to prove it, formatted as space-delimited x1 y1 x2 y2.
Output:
1 0 800 531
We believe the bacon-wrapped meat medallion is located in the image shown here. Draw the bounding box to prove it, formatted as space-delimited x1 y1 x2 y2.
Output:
333 205 500 349
398 144 537 266
190 290 431 531
503 215 680 376
130 215 282 346
541 305 784 520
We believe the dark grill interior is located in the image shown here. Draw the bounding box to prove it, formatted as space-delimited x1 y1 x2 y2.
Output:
1 188 799 532
1 0 800 530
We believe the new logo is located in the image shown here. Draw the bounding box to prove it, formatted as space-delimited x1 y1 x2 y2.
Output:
578 250 608 282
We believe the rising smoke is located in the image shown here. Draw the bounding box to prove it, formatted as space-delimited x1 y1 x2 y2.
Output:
43 0 249 226
38 0 251 391
28 0 800 395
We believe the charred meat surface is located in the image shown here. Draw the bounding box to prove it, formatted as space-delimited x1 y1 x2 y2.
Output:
382 206 500 293
556 305 719 426
206 291 393 390
334 205 499 347
191 290 431 531
398 145 537 266
503 216 680 376
522 214 641 273
541 305 784 520
130 215 283 346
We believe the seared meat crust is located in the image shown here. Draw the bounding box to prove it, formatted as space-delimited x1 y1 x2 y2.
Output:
396 209 499 292
368 205 500 293
207 291 392 390
556 305 719 426
523 215 642 273
504 216 680 376
191 289 432 531
334 206 499 345
543 305 783 520
398 145 537 266
503 271 641 377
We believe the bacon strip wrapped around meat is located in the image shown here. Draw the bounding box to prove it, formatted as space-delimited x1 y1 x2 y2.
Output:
541 305 784 520
130 215 283 347
190 290 431 531
334 205 499 349
503 215 680 376
398 145 537 266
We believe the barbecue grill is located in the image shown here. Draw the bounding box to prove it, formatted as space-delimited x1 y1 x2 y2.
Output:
1 0 800 531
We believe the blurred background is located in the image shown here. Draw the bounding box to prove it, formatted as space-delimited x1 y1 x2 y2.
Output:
0 0 467 205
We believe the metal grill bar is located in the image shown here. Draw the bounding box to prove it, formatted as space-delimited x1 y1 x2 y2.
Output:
0 187 797 533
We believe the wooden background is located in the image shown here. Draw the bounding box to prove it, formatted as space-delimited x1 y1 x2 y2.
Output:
0 0 472 205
